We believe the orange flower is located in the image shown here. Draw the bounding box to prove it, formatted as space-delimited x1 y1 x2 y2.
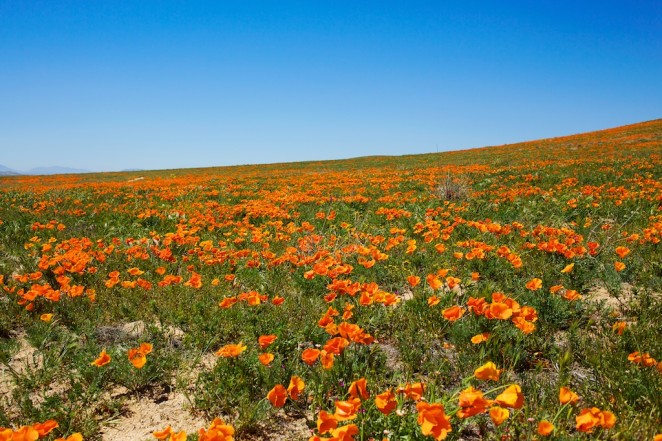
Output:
537 421 554 436
215 342 247 358
32 420 59 437
474 362 501 381
614 261 626 272
334 398 361 421
561 263 575 273
407 275 420 287
426 274 443 290
258 334 277 349
375 389 397 415
128 342 153 369
91 349 111 367
301 348 321 366
170 432 186 441
427 295 440 306
495 384 524 409
287 375 305 400
487 302 512 320
525 278 543 291
258 353 274 366
559 386 580 405
127 267 144 276
317 410 338 434
328 424 359 441
323 337 350 355
441 305 465 321
549 284 564 294
198 417 234 441
10 426 39 441
267 384 287 407
153 426 173 439
40 313 53 322
562 289 581 301
219 297 238 309
128 348 147 369
457 386 490 418
615 246 630 258
271 296 285 305
489 406 509 426
54 434 83 441
398 382 425 401
576 407 616 432
470 332 490 344
348 378 369 400
416 402 452 440
320 350 334 369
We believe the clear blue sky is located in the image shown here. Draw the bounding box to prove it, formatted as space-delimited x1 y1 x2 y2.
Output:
1 1 660 172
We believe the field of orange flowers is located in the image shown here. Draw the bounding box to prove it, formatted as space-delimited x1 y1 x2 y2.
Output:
1 120 661 440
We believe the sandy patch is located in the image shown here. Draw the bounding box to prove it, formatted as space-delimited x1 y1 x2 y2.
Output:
101 390 207 441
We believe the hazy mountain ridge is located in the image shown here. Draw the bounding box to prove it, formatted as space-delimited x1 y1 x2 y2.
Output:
0 165 91 175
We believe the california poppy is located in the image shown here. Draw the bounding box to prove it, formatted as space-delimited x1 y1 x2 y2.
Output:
258 353 274 366
91 349 111 367
258 335 277 349
267 384 287 407
489 406 509 426
474 362 501 381
215 343 247 358
537 421 554 436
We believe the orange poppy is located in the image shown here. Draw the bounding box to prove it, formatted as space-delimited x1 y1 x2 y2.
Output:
474 362 501 381
267 384 287 407
40 313 53 322
91 349 111 367
525 278 543 291
470 332 490 344
334 398 361 421
537 421 554 436
153 426 173 439
559 386 579 405
32 420 59 437
320 350 334 369
301 348 321 366
215 342 247 358
407 275 420 287
54 434 83 441
348 378 369 400
287 375 305 400
495 384 524 409
323 337 350 355
258 335 277 349
316 410 338 434
615 246 630 258
375 389 397 415
441 305 465 321
489 407 509 426
258 353 274 366
416 401 452 440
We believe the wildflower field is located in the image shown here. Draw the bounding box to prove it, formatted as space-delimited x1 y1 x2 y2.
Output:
1 120 661 440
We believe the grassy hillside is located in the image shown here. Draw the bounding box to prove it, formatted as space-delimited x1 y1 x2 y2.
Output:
1 119 661 440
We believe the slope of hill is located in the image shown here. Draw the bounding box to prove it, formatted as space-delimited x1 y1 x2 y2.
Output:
0 164 20 176
0 119 660 439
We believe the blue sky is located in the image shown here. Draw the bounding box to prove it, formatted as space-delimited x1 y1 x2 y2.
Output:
1 1 660 172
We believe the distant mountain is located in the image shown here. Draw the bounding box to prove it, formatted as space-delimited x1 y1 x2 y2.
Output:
0 164 21 176
27 166 90 175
